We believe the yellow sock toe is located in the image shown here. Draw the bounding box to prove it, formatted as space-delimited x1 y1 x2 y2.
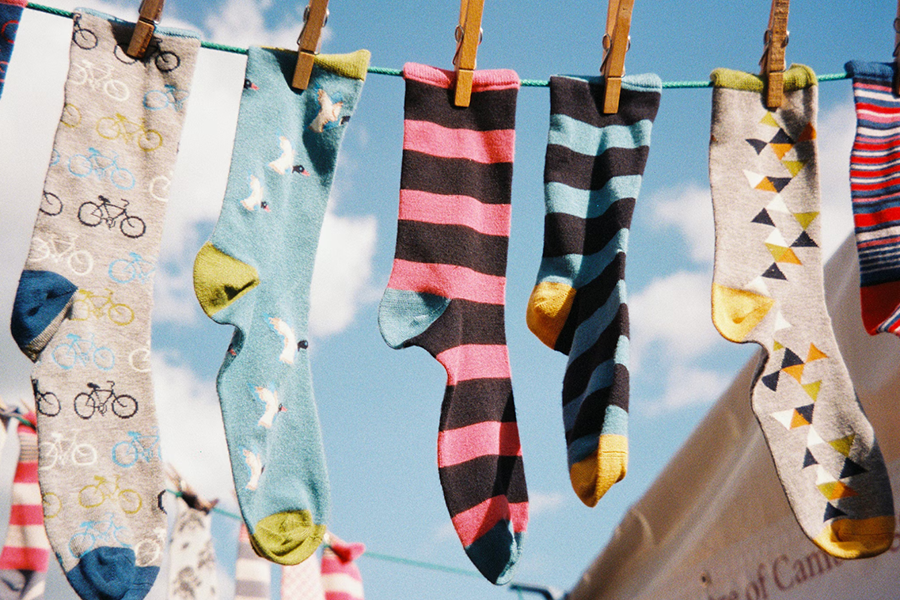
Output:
813 515 896 559
250 511 326 565
526 282 576 349
570 434 628 507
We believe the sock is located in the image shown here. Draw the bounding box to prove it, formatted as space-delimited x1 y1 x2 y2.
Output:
845 61 900 335
167 497 218 600
526 74 660 507
708 65 895 558
235 525 269 600
320 534 363 600
192 47 370 565
0 413 50 600
8 10 199 598
280 554 324 600
378 63 526 584
0 0 26 99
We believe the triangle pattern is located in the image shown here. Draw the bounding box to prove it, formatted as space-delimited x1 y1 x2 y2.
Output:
802 380 822 401
772 408 796 429
792 231 818 248
783 364 805 383
761 112 780 128
765 244 802 265
828 434 856 457
745 276 770 296
752 208 775 226
774 311 791 332
823 503 847 522
795 403 815 424
768 196 790 214
761 371 781 391
808 426 826 447
770 143 793 160
769 177 793 192
771 129 795 145
755 177 780 193
762 263 787 280
744 170 765 188
803 448 818 468
766 228 789 246
839 458 867 479
797 122 817 142
773 340 784 351
793 212 819 230
806 343 828 362
747 139 769 154
781 348 804 368
817 480 858 501
782 160 807 177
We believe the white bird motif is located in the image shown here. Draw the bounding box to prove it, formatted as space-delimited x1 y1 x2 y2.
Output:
268 136 295 175
242 449 263 491
239 175 268 212
309 88 343 133
266 315 297 365
251 384 285 429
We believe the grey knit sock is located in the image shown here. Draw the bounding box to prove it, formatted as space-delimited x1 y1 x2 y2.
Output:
9 10 199 599
167 497 218 600
708 65 895 559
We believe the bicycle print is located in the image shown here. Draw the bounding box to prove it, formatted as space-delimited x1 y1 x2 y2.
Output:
112 429 161 468
128 344 151 373
74 380 138 420
32 380 61 417
78 195 146 238
79 475 142 514
149 174 170 202
72 15 97 50
40 191 63 216
114 41 180 73
39 431 98 470
109 252 155 285
28 233 94 276
69 513 131 558
144 84 190 111
70 288 135 326
70 59 129 101
61 103 82 129
51 333 115 371
96 113 162 152
43 492 62 518
69 148 135 190
135 527 166 567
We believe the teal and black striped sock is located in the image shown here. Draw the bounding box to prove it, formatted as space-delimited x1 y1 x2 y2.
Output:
526 74 660 507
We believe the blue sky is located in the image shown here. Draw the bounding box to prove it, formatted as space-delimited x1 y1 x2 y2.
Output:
0 0 894 599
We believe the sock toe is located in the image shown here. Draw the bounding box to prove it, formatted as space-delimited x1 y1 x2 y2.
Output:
569 434 628 507
813 515 896 559
66 547 158 600
526 281 575 350
463 520 525 585
250 511 326 565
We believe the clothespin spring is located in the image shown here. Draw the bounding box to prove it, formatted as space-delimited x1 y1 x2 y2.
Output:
452 25 483 70
600 32 630 74
297 5 329 49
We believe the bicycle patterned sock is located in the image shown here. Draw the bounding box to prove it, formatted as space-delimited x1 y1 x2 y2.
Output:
0 0 26 99
235 526 269 600
0 414 51 600
8 10 200 599
192 47 370 565
280 554 325 600
377 63 526 584
320 535 364 600
166 497 218 600
845 61 900 336
526 74 660 507
709 65 895 559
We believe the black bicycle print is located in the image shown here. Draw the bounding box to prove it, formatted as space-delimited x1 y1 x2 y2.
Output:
72 15 98 50
33 380 61 417
114 41 179 72
40 191 63 216
74 381 138 420
79 196 146 238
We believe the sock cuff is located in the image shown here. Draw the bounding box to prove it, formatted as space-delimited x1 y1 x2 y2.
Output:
75 7 201 39
710 64 817 92
315 50 371 81
845 60 895 82
402 62 520 92
0 0 27 8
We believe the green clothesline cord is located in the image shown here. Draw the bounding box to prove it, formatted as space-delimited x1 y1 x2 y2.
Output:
164 489 483 578
25 2 851 88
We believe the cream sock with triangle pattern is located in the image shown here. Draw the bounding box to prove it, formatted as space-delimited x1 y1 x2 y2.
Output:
708 65 895 559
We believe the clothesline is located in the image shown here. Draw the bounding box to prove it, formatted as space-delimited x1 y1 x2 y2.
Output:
25 1 852 89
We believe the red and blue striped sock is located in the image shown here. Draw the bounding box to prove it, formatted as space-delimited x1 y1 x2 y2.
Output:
846 61 900 335
0 413 50 600
0 0 26 99
378 63 527 584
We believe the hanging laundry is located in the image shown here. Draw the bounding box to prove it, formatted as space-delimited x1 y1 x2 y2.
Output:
0 0 26 99
167 495 218 600
321 535 364 600
235 525 270 600
281 553 325 600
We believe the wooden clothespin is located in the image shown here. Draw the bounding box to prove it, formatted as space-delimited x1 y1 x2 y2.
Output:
759 0 790 109
600 0 635 114
452 0 485 107
893 1 900 96
126 0 165 59
292 0 330 90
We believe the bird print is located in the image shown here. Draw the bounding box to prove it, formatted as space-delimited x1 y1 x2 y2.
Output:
268 136 295 175
292 164 310 176
309 87 344 133
266 315 298 364
239 174 268 212
242 448 263 491
250 383 285 429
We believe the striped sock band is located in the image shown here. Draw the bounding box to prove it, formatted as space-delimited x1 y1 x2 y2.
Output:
378 63 527 584
235 525 269 600
0 414 50 600
846 61 900 335
526 74 661 507
320 535 364 600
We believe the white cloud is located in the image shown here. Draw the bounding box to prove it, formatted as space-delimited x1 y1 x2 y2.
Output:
528 490 567 517
640 366 730 416
203 0 331 50
646 183 715 265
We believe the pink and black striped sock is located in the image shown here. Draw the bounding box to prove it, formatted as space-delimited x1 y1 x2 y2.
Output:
846 61 900 335
378 63 526 584
0 413 50 600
